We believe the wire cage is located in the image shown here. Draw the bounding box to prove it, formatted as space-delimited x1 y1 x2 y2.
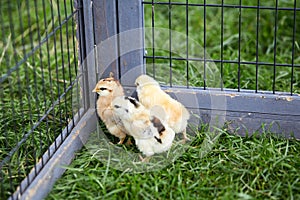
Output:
1 0 300 199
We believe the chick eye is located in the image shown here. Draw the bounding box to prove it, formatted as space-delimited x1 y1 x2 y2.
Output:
99 87 107 91
135 82 139 86
114 105 120 109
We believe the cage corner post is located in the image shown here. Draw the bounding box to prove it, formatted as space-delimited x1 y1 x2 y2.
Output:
117 0 145 93
92 0 144 95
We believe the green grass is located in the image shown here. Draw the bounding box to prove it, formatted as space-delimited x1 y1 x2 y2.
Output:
47 131 300 199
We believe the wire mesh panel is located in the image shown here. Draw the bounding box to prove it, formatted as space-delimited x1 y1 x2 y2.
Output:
143 0 300 93
142 0 300 136
0 0 85 199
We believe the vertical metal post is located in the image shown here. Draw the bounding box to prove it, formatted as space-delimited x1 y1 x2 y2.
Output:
79 0 96 110
92 0 144 91
117 0 144 87
93 0 119 79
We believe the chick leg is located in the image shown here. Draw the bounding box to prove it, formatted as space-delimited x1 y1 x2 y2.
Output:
182 129 190 143
118 137 126 144
139 154 151 162
125 137 133 145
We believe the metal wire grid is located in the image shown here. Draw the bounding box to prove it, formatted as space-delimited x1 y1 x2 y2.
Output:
142 0 299 95
0 0 82 198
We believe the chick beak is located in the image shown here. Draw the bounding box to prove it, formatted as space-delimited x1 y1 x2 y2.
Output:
92 88 97 93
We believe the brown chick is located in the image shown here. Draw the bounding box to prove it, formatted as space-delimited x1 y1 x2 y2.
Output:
92 73 128 144
135 74 190 142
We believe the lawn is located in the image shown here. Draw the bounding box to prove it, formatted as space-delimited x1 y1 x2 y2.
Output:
1 0 300 199
47 130 300 199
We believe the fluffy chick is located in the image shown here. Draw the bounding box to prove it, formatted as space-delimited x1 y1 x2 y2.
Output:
135 74 190 141
112 96 175 161
92 74 128 144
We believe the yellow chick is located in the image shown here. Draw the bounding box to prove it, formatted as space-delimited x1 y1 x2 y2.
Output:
112 96 175 161
135 74 190 142
92 73 128 144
